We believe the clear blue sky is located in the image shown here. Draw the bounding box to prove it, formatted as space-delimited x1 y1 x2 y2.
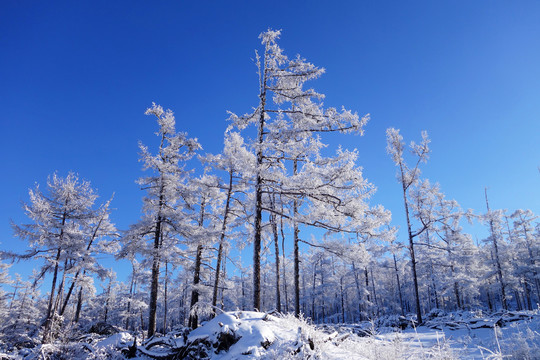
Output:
1 1 539 280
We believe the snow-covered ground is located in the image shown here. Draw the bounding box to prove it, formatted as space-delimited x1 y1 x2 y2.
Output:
2 310 539 359
366 310 540 359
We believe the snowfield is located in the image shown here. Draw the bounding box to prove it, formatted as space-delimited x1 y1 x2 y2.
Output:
2 310 540 359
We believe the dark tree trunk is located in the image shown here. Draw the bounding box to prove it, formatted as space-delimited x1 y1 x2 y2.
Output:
280 212 289 312
60 277 76 317
293 159 301 317
189 244 203 329
352 262 363 321
220 256 226 310
370 267 380 317
189 200 206 329
148 184 165 338
42 247 62 344
523 277 532 310
125 267 136 330
301 267 306 315
270 194 281 312
400 163 423 324
163 261 168 333
53 258 69 319
340 276 345 323
147 216 162 337
311 261 317 319
253 50 268 312
320 265 325 322
393 254 405 315
103 280 111 323
9 278 20 311
452 265 462 310
212 170 233 312
486 283 493 311
60 215 104 318
241 272 246 311
515 290 522 311
253 179 263 311
485 188 507 310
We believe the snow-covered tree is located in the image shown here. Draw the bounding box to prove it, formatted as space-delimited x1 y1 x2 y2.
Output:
121 103 201 337
200 132 253 314
228 29 387 315
0 271 43 349
482 189 510 310
11 172 113 343
0 261 12 321
386 128 430 323
509 209 540 307
62 197 117 323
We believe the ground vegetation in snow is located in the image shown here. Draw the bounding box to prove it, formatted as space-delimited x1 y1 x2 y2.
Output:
1 310 539 359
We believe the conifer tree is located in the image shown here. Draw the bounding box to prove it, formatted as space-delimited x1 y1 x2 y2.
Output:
228 29 386 314
122 103 200 337
386 128 430 323
11 173 111 342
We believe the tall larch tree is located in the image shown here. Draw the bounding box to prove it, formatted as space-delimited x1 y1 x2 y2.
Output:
11 173 111 343
228 29 382 314
122 103 201 337
201 132 253 314
386 128 430 324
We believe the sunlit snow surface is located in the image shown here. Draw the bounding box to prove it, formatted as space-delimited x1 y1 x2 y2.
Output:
3 310 540 359
372 311 540 359
187 311 361 359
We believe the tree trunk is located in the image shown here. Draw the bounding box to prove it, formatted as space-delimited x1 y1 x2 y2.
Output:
400 163 423 323
486 283 493 311
163 261 168 333
340 276 345 323
523 277 532 310
370 267 381 317
220 255 227 310
74 287 83 323
270 195 281 312
52 258 69 320
364 267 371 317
241 272 246 311
212 170 233 312
60 277 76 317
189 200 206 329
320 265 325 322
301 266 306 315
103 280 112 323
393 254 405 315
147 216 162 337
311 260 317 319
125 266 136 330
189 244 203 329
293 159 301 317
9 278 20 311
60 215 104 318
253 50 268 312
280 212 289 312
451 265 462 310
485 188 507 310
42 247 62 344
352 262 364 321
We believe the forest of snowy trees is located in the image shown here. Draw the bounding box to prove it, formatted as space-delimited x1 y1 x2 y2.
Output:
0 30 538 351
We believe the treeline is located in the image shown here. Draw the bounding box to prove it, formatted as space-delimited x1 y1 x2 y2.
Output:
0 30 538 346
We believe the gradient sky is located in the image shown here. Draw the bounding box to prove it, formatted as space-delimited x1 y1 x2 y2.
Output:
1 1 539 281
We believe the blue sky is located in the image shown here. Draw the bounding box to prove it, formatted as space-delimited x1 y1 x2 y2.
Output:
1 1 539 280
